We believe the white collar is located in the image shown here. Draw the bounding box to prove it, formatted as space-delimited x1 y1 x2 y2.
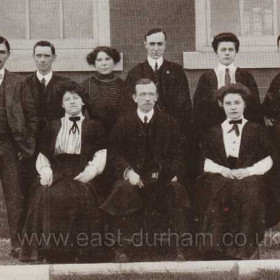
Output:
137 108 154 123
0 68 5 79
64 112 84 121
36 70 53 85
216 63 237 72
147 56 164 70
222 116 247 129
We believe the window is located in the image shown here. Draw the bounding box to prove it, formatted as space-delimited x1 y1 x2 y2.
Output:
196 0 279 52
0 0 111 71
184 0 280 69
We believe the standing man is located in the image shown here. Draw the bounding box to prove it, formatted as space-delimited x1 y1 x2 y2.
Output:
101 79 191 262
20 41 69 224
125 28 192 135
0 36 37 256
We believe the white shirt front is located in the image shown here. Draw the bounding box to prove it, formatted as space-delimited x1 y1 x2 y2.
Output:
214 63 237 89
137 108 154 123
36 70 53 86
222 117 247 158
147 56 164 71
0 68 5 86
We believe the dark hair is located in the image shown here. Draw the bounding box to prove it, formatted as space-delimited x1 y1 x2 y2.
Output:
58 81 88 107
212 33 240 53
144 28 167 41
86 46 121 66
217 83 250 103
0 36 10 52
277 35 280 49
33 41 56 55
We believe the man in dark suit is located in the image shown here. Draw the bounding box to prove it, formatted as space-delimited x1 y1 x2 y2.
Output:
20 41 69 226
125 28 191 135
0 36 37 256
101 78 191 262
193 32 263 136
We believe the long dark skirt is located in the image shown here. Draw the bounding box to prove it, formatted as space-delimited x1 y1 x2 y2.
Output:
19 155 100 262
195 173 266 260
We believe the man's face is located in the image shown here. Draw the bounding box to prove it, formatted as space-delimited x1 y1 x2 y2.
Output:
223 93 245 120
216 41 237 66
33 46 56 75
133 82 158 113
0 43 10 70
144 32 166 60
62 91 84 116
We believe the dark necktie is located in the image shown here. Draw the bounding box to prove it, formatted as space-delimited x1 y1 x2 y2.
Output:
69 116 80 135
225 68 231 85
154 62 159 84
228 119 242 137
41 78 47 91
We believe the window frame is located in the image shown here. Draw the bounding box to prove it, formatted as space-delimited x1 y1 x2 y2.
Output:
5 0 117 72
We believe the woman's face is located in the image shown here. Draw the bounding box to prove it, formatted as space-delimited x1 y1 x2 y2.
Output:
62 91 84 116
95 51 114 75
223 93 245 120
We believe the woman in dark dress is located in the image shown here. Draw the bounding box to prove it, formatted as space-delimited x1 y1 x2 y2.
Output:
82 46 133 139
196 83 273 260
20 81 106 263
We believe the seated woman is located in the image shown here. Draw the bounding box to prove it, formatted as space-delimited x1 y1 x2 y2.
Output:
20 81 106 263
195 83 273 260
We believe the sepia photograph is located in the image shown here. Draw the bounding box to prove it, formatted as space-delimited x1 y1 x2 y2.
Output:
1 0 280 279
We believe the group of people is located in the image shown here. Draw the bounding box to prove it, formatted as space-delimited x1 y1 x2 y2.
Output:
0 28 279 263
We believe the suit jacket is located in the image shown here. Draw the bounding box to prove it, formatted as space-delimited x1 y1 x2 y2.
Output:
109 111 186 184
262 72 280 119
193 68 264 135
4 70 38 157
40 118 106 175
24 72 69 126
125 60 192 134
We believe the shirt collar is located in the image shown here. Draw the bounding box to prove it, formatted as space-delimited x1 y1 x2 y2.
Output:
64 112 84 121
36 70 53 85
216 63 237 72
137 108 154 123
0 68 5 79
222 115 247 129
147 56 164 70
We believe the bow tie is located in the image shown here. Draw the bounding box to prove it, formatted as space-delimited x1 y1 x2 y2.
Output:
229 119 242 125
228 119 242 136
69 116 80 135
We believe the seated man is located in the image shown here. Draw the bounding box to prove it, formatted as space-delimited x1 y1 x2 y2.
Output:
100 78 191 262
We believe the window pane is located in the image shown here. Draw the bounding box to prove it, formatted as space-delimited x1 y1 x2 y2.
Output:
63 0 93 39
243 0 274 35
210 0 240 37
0 0 26 39
30 0 60 39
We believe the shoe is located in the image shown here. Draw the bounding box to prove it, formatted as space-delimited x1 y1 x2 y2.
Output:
175 247 186 261
10 247 21 258
114 248 129 263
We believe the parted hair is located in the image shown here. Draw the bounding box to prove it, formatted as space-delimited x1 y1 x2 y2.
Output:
212 32 240 53
144 28 167 41
217 83 250 103
33 40 56 55
86 46 121 66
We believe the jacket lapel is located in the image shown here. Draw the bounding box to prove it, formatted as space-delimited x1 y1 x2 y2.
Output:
4 70 15 116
